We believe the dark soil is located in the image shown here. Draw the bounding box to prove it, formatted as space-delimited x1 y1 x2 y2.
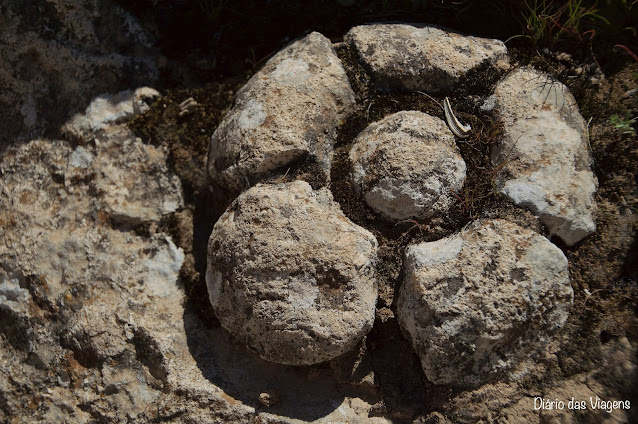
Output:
124 1 638 421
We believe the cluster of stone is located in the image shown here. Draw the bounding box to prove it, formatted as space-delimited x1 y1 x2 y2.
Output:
205 23 596 387
0 19 603 423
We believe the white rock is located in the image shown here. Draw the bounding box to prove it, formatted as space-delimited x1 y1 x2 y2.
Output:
491 68 597 245
397 219 573 387
206 181 378 365
0 269 31 316
349 111 466 220
345 24 509 92
69 146 94 169
91 127 183 224
143 237 185 298
62 87 160 141
0 0 158 145
207 32 355 191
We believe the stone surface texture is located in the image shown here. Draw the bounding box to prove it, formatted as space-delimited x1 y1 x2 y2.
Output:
349 111 466 220
206 181 378 365
345 23 509 92
0 119 388 424
0 127 188 423
491 67 597 245
397 219 574 387
0 0 158 145
207 32 355 191
91 130 183 225
62 87 160 142
1 12 632 423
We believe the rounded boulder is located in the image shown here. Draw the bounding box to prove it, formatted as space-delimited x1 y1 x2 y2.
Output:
397 219 573 387
350 111 466 221
206 181 378 365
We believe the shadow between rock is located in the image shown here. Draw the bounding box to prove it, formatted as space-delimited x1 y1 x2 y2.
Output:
182 182 345 421
182 309 346 421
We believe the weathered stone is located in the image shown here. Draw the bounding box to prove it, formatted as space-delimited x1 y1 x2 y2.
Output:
349 111 466 220
345 24 508 93
91 127 183 225
0 123 392 424
207 32 355 191
0 128 189 423
206 181 378 365
62 87 160 142
1 15 633 423
397 219 573 387
491 67 597 246
0 0 158 145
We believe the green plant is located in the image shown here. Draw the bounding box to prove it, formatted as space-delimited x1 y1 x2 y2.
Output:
598 0 638 36
509 0 610 44
610 111 636 135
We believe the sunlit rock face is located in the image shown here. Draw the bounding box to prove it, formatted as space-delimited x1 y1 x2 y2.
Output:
207 32 355 192
345 23 509 93
491 67 597 246
349 111 466 221
398 219 573 388
206 181 378 366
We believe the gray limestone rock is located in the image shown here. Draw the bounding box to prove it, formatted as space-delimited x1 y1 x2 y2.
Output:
345 24 509 93
491 67 597 245
91 127 184 225
0 0 158 145
206 181 378 365
349 111 466 221
397 219 573 387
62 87 160 142
0 128 189 423
207 32 356 191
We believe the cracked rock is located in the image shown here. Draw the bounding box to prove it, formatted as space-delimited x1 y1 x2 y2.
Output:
397 219 573 387
345 23 508 93
206 181 378 365
91 127 184 225
491 67 597 246
349 111 466 221
207 32 356 191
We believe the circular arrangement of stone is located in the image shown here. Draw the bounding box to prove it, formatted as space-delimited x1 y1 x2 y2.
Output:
350 111 466 221
206 23 597 384
206 181 378 365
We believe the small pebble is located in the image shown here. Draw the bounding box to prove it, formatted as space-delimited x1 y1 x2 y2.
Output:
258 391 280 407
555 52 572 62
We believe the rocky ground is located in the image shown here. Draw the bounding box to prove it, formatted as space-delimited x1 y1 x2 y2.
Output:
1 1 637 423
